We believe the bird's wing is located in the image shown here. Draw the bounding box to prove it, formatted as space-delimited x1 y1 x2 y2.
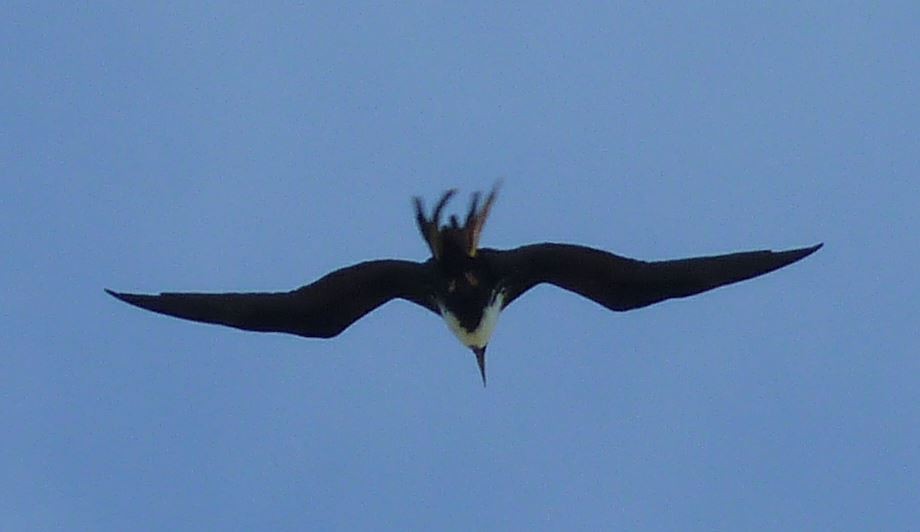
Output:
106 260 438 338
485 243 821 311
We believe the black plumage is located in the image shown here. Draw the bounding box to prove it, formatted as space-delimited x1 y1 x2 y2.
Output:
108 184 821 385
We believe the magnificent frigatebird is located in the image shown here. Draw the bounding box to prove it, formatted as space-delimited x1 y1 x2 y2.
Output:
107 184 821 385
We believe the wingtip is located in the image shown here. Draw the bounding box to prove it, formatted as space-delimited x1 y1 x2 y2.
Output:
105 288 130 304
105 288 141 305
802 242 824 257
772 243 823 269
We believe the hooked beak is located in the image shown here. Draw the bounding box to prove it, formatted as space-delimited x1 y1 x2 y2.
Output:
472 346 487 387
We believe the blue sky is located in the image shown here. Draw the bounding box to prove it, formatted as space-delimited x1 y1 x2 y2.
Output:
3 3 918 530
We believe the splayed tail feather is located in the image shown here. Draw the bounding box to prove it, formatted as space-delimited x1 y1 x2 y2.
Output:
413 182 501 259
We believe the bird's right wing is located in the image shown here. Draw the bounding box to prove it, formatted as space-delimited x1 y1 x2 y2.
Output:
106 259 438 338
485 243 822 312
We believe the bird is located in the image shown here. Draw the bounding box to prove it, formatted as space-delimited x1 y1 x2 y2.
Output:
107 183 821 386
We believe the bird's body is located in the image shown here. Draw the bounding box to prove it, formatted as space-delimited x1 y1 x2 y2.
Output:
107 184 821 385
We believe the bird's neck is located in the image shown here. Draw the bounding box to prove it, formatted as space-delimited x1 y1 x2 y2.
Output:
438 291 504 348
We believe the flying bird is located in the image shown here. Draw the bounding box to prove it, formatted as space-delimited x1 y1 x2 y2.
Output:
107 184 821 385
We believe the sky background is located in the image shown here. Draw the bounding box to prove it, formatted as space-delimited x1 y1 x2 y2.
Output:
3 3 918 530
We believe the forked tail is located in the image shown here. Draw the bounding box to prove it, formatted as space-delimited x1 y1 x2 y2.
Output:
413 182 500 259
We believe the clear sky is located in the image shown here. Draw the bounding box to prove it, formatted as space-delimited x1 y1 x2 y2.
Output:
3 3 918 530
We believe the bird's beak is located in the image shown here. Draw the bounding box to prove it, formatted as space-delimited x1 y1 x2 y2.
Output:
472 346 487 387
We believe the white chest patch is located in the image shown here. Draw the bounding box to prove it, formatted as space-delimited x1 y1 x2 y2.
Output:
438 292 505 349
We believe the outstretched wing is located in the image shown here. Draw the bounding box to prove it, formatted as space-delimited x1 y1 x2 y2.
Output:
107 260 437 338
486 243 822 311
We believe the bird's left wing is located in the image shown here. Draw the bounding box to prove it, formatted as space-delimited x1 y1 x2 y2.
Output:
484 243 821 312
107 259 437 338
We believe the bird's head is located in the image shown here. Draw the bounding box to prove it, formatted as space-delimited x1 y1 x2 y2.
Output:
437 295 502 386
